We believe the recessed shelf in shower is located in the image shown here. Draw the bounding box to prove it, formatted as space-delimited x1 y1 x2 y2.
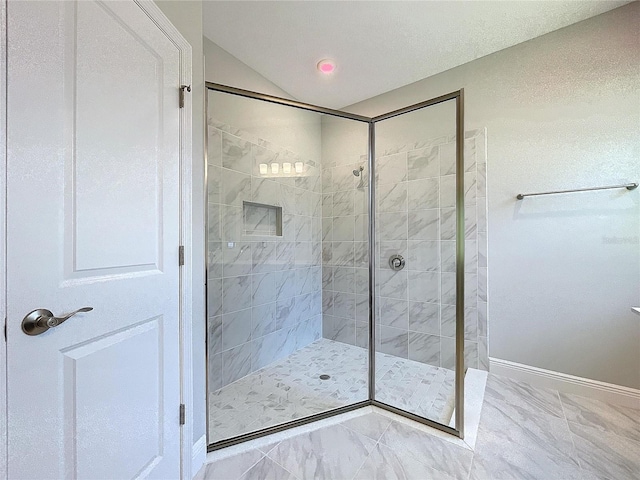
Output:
243 201 283 237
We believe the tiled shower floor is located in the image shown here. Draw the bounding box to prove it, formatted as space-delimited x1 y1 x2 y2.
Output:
209 338 455 444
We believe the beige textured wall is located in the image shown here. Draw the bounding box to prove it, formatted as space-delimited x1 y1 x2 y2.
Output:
346 3 640 388
204 37 294 99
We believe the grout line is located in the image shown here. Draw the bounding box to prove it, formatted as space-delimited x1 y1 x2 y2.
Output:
377 416 393 440
558 390 585 474
375 408 473 475
466 453 476 480
233 452 267 480
263 450 302 480
341 414 392 480
350 437 378 480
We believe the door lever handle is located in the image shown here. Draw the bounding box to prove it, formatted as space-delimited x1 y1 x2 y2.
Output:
22 307 93 336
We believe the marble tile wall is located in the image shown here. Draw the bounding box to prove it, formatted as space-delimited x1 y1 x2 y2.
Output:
207 120 323 390
320 153 371 348
322 129 488 372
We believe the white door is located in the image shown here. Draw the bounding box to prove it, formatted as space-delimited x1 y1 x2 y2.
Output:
6 1 184 478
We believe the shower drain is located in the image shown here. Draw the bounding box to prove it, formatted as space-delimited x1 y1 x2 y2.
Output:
319 374 331 380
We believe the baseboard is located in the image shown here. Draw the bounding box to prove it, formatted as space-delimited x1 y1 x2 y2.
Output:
489 357 640 409
191 435 207 479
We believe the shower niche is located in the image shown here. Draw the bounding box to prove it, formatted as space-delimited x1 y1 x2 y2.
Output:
206 84 488 451
242 201 283 237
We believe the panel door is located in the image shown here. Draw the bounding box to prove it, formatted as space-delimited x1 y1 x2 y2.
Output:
6 1 182 478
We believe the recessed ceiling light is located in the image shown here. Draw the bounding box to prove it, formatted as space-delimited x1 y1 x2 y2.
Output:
317 59 336 74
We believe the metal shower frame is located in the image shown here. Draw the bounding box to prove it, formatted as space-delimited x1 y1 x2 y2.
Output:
204 82 465 452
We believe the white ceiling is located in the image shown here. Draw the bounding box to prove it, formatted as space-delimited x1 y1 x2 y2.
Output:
203 1 630 109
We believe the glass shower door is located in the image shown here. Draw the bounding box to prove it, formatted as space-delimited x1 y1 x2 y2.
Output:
372 95 468 433
206 87 370 448
205 83 471 450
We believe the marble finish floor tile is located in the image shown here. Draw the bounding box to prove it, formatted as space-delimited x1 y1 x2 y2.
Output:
480 392 577 460
209 338 455 443
340 412 393 442
560 392 640 443
353 442 454 480
239 457 297 480
203 448 265 479
470 375 638 480
568 420 640 480
204 373 638 480
379 420 474 479
485 374 564 418
469 440 583 480
469 402 582 480
266 423 377 479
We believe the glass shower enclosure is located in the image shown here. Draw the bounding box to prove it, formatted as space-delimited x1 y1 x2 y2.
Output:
206 83 470 451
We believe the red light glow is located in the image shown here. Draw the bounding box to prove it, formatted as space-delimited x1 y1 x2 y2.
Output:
317 59 336 74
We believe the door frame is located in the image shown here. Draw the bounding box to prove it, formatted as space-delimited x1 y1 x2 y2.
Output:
0 0 194 478
1 1 7 479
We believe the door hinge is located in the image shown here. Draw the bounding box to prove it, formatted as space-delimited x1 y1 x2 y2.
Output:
178 245 185 266
179 404 186 425
179 85 191 108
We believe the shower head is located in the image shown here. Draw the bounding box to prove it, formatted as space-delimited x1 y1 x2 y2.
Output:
353 165 364 177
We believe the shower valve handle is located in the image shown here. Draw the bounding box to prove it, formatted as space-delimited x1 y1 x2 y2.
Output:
389 254 405 271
